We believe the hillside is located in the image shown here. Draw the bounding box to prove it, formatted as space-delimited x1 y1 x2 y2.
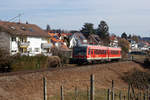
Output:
142 37 150 42
0 61 147 100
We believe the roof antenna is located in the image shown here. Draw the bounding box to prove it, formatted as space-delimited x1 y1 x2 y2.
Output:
8 13 23 23
26 21 28 24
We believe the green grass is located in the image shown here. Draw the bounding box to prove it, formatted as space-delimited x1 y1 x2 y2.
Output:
48 88 138 100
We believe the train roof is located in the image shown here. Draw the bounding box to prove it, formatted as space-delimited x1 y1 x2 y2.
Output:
75 45 121 50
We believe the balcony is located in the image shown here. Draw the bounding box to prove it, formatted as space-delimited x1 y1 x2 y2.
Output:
19 42 29 48
41 43 53 49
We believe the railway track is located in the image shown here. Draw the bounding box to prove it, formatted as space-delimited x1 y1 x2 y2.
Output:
0 59 131 77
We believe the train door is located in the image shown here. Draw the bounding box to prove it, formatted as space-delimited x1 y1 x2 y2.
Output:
107 47 110 61
91 49 94 58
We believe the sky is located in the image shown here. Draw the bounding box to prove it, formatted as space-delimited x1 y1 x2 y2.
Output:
0 0 150 37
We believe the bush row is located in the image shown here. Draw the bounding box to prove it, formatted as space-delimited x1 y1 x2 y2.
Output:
0 48 67 72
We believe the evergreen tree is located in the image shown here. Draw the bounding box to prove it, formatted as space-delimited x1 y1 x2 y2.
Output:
80 23 95 38
96 20 110 45
121 32 127 39
132 35 139 43
46 24 51 32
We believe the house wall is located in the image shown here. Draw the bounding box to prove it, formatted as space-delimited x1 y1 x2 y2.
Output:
0 32 50 56
27 37 42 56
41 38 49 53
27 37 48 56
10 37 19 55
0 32 10 52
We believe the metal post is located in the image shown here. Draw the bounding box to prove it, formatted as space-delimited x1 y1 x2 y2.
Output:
43 77 47 100
90 74 95 100
61 86 64 100
111 80 114 100
107 89 110 100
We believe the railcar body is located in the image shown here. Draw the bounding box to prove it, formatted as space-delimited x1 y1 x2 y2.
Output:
72 45 121 64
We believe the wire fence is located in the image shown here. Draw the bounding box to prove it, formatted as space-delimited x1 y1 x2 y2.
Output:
42 75 150 100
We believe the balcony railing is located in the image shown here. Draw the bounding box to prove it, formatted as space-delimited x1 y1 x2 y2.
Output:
19 42 29 48
41 43 53 49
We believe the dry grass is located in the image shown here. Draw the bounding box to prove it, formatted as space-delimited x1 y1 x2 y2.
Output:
0 61 147 100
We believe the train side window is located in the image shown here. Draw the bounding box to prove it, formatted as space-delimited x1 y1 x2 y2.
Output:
95 49 98 54
91 49 92 54
98 50 100 54
88 49 90 55
111 50 119 54
104 50 106 54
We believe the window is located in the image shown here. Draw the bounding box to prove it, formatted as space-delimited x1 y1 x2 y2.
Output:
88 49 91 55
111 50 119 55
34 48 39 52
11 50 17 52
54 35 59 40
11 37 16 41
21 27 26 31
94 49 106 55
73 47 87 56
29 28 34 32
29 48 32 52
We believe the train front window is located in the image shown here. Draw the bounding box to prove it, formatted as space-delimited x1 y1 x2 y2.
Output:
73 47 87 56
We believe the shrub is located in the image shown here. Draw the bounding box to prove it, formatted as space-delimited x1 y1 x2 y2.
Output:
46 56 61 68
122 69 150 89
0 48 12 72
11 54 48 71
11 54 62 71
51 47 69 66
118 38 130 58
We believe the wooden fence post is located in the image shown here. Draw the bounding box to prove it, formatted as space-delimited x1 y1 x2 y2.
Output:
87 86 90 100
61 85 64 100
124 96 126 100
139 92 142 100
119 91 122 100
143 92 146 100
128 84 130 100
90 74 95 100
75 87 78 100
43 77 47 100
147 88 149 100
111 80 114 100
107 89 110 100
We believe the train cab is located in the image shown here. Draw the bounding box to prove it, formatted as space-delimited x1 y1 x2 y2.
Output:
72 46 88 63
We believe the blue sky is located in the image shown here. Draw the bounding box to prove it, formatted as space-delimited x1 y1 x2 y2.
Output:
0 0 150 37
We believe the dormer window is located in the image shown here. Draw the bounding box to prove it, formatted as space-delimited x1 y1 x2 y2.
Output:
10 26 16 30
29 28 34 32
21 27 26 31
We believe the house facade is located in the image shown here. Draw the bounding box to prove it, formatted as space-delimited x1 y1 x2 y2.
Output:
110 35 119 47
0 21 52 56
69 33 88 48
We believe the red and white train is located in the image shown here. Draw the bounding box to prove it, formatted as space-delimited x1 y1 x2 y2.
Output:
72 45 121 64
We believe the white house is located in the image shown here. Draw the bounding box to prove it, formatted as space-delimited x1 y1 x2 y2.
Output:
0 21 53 56
69 33 87 48
128 39 138 50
